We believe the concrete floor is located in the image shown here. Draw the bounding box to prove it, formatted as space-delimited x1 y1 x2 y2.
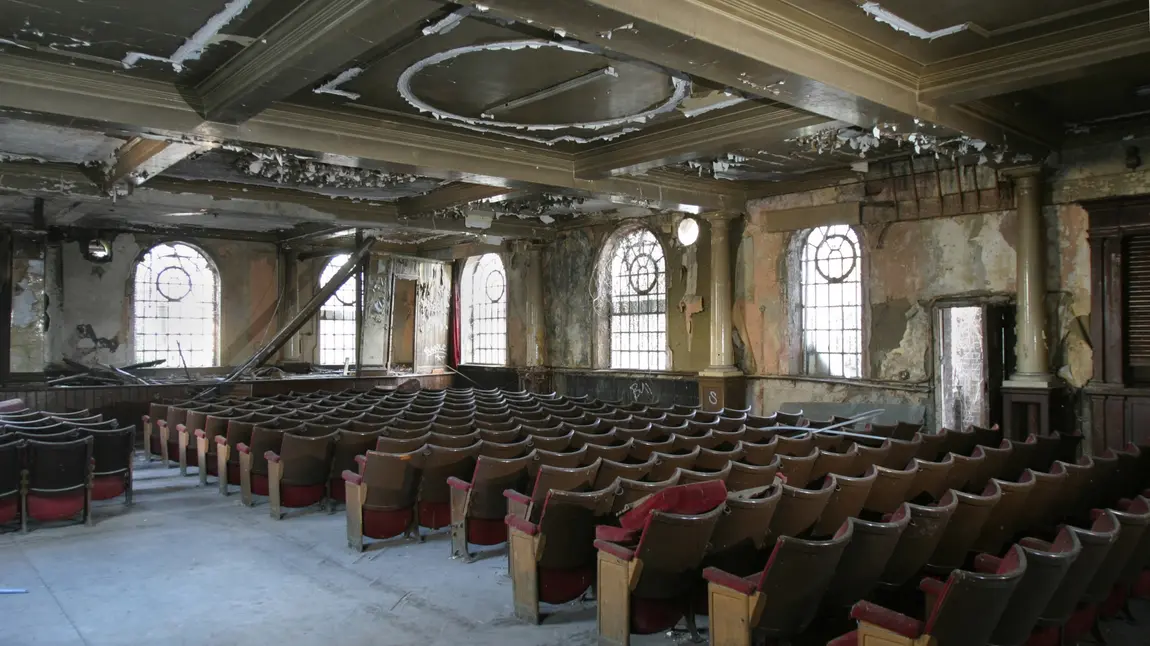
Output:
2 456 1148 646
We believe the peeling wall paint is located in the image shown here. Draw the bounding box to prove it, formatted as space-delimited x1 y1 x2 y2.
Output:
11 232 280 370
10 238 46 372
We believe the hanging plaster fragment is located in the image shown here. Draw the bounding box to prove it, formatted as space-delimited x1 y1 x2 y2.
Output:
678 244 704 350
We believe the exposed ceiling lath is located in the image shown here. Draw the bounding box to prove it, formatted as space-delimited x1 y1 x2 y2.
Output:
859 2 970 40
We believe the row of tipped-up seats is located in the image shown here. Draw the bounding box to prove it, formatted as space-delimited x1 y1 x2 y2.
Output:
0 402 135 532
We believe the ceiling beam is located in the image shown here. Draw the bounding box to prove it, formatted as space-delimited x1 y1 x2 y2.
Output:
396 182 520 216
193 0 447 123
0 55 744 211
103 137 207 190
464 0 1058 152
918 12 1150 105
575 101 835 178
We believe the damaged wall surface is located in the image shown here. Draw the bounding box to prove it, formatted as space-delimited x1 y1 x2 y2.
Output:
736 140 1150 436
12 231 279 371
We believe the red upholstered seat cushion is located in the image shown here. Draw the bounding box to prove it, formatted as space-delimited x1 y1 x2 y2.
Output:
631 596 686 634
618 480 728 532
363 508 414 539
205 458 218 476
595 525 639 544
0 495 17 524
280 484 326 508
328 477 346 503
27 491 85 522
1027 626 1061 646
1060 604 1098 644
251 474 270 496
185 449 199 467
227 462 241 485
91 475 127 501
419 501 451 529
538 566 594 604
467 517 507 545
1098 585 1128 619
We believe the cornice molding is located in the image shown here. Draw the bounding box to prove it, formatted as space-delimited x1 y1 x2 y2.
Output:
920 13 1150 104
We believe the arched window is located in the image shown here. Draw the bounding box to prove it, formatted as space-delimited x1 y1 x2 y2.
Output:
318 254 357 365
461 253 507 365
800 224 863 378
609 228 667 370
132 242 219 367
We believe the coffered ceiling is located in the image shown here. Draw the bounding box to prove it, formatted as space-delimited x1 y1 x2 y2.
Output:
0 0 1147 253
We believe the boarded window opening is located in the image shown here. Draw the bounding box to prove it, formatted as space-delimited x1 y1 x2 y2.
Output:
390 278 417 367
935 305 988 430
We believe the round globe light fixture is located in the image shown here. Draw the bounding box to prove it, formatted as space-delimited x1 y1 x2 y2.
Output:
677 217 700 246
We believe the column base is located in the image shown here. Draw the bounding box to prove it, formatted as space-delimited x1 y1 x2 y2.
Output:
1004 372 1057 388
1001 380 1062 440
697 372 746 413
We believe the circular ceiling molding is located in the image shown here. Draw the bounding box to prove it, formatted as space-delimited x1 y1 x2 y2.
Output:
397 39 691 146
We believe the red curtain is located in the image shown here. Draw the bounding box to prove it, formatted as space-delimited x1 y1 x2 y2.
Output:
450 260 462 368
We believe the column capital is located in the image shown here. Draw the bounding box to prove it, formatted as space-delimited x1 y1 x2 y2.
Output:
1001 164 1044 181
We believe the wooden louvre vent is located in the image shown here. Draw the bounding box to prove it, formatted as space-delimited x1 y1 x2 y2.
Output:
1128 235 1150 367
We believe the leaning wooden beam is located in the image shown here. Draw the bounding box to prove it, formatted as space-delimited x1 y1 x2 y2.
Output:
219 233 378 384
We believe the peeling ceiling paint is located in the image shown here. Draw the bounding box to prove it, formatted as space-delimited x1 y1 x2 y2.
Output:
121 0 253 71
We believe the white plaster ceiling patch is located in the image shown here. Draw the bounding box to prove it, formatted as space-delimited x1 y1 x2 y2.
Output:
396 39 691 146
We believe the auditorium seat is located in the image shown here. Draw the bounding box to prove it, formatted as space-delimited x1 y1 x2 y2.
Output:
343 449 425 550
704 521 852 645
725 456 781 492
675 462 732 485
583 436 633 462
813 465 878 536
768 476 836 541
22 436 94 531
822 504 911 611
265 431 338 519
829 544 1026 646
238 424 288 506
592 457 654 490
88 425 135 504
880 492 959 588
884 434 924 468
479 437 532 458
985 526 1081 646
704 483 783 575
906 453 955 502
864 463 917 515
375 433 429 453
778 449 817 487
509 461 600 523
694 442 743 471
944 450 983 493
177 403 230 475
418 442 482 531
447 452 535 561
738 435 778 466
0 438 20 526
1019 463 1069 537
647 446 700 481
1028 511 1120 645
927 480 1003 573
973 474 1036 555
968 442 1013 492
611 474 681 514
327 428 382 506
1001 435 1041 481
776 432 814 456
505 485 616 623
593 481 726 642
811 444 861 481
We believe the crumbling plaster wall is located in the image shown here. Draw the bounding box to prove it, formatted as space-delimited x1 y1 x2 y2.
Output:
34 232 278 369
293 251 451 371
737 140 1150 431
11 235 47 372
543 215 712 373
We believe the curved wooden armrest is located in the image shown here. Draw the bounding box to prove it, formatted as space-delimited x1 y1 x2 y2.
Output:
918 577 945 596
214 435 228 446
593 539 636 561
237 443 250 454
354 454 367 468
505 513 538 535
342 469 363 485
156 420 167 429
142 415 150 423
973 554 1002 573
447 476 471 491
176 424 186 432
265 451 281 463
702 567 758 595
850 601 924 638
194 429 207 439
504 489 530 505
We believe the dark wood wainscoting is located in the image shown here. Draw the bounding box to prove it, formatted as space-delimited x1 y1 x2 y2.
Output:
551 370 699 407
1087 386 1150 454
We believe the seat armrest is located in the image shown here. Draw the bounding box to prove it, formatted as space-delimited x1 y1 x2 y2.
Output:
176 424 186 432
142 415 150 423
447 476 472 492
1020 537 1053 551
505 513 538 535
973 554 1002 573
1117 498 1133 511
156 420 166 429
265 451 281 463
504 489 530 505
237 443 250 454
342 469 363 485
354 454 367 468
194 429 206 439
214 435 228 446
702 567 758 595
850 601 925 638
918 578 945 596
593 539 636 561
